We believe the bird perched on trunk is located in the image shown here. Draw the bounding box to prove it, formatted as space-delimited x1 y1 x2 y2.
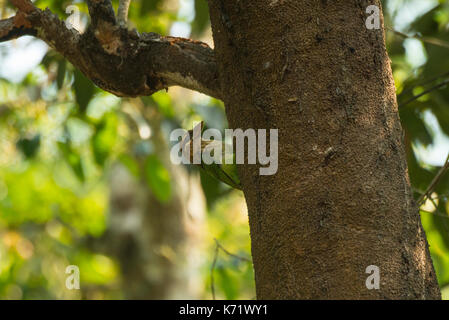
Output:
181 122 242 190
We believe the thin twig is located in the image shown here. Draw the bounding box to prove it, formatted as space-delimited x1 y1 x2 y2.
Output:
210 238 252 300
398 70 449 100
418 153 449 205
210 242 219 300
214 238 252 263
387 26 449 107
429 193 449 200
399 78 449 108
386 26 449 50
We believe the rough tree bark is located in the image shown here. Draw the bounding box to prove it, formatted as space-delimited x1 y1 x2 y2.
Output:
0 0 441 299
208 0 440 299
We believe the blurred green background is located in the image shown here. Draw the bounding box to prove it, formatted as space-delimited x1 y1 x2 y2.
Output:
0 0 449 299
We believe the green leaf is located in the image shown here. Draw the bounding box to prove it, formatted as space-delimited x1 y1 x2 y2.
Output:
16 134 41 159
399 106 433 146
56 60 66 89
192 0 210 36
91 113 118 166
200 170 232 209
58 141 85 182
140 0 162 16
150 92 175 118
144 155 172 203
217 268 239 300
202 162 241 190
118 154 140 177
73 69 95 114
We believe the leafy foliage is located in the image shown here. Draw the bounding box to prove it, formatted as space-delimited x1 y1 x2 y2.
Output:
386 0 449 296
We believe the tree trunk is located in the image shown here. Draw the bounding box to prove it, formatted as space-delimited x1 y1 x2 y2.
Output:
208 0 441 299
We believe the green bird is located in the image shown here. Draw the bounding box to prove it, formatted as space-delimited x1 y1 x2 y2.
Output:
181 122 242 190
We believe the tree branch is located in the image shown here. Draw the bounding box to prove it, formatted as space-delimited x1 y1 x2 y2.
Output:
10 0 35 13
0 0 222 100
0 16 36 42
117 0 131 28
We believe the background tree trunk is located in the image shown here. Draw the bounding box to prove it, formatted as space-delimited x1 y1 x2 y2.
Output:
105 117 206 299
208 0 441 299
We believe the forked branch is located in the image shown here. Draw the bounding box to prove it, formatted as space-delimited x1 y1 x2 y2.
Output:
0 0 222 99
